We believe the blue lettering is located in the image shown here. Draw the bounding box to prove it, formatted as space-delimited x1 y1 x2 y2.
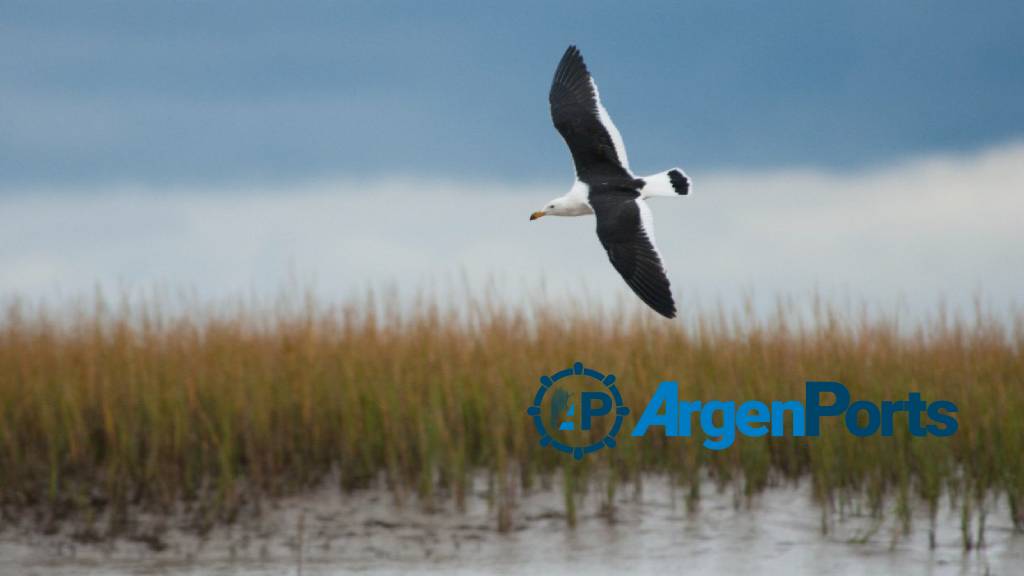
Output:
845 400 881 437
632 381 679 436
926 400 959 437
701 401 736 450
771 400 805 436
737 401 769 437
679 400 702 436
805 381 850 436
581 392 611 430
906 392 927 437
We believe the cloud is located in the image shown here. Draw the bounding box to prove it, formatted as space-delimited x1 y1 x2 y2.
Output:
1 143 1022 318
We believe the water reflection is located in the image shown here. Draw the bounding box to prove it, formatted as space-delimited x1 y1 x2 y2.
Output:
2 477 1020 575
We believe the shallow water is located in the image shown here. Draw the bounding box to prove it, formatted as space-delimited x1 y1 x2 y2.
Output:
2 478 1021 576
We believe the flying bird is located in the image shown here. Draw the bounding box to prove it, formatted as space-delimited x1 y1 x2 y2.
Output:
531 46 690 319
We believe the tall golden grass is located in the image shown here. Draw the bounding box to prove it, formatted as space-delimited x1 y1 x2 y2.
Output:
0 291 1021 544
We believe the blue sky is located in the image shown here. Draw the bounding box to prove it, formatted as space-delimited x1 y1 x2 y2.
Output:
2 2 1023 316
3 1 1023 188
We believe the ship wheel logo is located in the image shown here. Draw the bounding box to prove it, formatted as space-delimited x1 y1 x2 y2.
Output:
526 362 630 460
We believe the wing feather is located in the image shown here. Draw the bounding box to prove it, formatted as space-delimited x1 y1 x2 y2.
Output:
591 192 676 318
549 46 632 181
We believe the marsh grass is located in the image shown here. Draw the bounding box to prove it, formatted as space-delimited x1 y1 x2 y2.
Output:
0 291 1021 545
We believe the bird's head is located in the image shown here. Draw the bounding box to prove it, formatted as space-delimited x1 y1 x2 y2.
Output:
530 196 588 220
529 200 557 220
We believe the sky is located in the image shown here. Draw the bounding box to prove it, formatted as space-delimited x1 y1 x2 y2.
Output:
2 2 1023 318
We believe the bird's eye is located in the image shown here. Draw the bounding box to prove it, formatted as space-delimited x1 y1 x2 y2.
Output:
548 204 555 209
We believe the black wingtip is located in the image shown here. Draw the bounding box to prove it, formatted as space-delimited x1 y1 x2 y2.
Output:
554 45 589 84
668 169 690 196
631 282 677 319
651 300 677 319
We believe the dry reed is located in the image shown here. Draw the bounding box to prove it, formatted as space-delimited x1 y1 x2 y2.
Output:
0 291 1020 543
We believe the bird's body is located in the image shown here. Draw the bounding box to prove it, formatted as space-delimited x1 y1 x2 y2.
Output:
531 46 690 318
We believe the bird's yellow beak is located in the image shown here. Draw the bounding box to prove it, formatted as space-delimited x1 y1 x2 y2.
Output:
530 211 546 221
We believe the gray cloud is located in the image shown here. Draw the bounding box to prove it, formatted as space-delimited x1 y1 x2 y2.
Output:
2 143 1022 319
3 2 1023 185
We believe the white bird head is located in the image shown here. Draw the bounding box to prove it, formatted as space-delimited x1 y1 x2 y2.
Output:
530 194 592 220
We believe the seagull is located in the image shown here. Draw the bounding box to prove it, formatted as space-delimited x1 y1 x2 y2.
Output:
530 46 691 319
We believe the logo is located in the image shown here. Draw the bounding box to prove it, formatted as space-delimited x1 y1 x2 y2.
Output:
632 380 959 449
527 366 959 456
526 362 630 460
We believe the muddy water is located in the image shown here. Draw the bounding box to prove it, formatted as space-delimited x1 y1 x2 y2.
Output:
2 477 1021 575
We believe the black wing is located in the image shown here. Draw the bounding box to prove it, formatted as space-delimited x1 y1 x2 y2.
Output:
549 46 632 182
591 191 676 318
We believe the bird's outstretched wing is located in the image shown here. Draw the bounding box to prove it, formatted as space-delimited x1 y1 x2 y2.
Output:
549 45 632 182
590 192 676 318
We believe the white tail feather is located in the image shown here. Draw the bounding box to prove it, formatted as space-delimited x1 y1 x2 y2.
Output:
641 168 691 198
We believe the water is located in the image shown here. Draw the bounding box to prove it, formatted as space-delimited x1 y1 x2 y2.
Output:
2 477 1021 575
